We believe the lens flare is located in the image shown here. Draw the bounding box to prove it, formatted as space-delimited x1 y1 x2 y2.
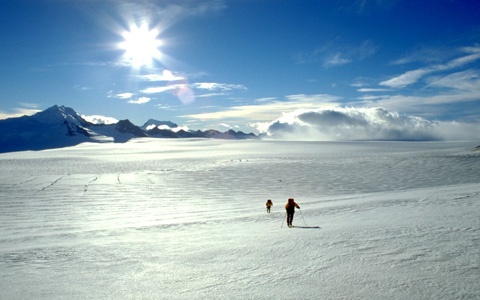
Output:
164 70 195 105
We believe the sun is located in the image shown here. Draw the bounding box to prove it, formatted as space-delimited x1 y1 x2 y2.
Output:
119 24 162 68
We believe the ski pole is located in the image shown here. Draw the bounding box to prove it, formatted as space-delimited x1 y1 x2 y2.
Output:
299 208 307 226
281 212 287 228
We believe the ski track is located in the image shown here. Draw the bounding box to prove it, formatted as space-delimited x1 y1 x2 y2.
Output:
40 176 63 191
0 140 479 299
83 176 98 192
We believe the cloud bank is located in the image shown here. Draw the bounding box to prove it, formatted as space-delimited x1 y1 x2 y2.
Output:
258 107 480 141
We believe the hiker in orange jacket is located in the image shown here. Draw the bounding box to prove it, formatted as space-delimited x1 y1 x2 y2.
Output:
285 198 300 227
266 199 273 213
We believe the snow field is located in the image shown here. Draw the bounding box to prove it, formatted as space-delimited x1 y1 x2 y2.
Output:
0 139 479 299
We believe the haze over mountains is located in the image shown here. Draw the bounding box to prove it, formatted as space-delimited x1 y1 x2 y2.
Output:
0 105 257 153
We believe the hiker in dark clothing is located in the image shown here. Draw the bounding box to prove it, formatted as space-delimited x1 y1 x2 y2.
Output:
285 198 300 227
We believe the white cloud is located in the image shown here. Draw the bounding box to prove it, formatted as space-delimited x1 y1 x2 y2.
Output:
155 0 226 20
116 92 134 99
139 70 186 82
297 40 377 68
189 82 247 99
362 69 480 113
171 125 190 132
18 102 40 109
462 45 480 54
286 94 341 103
391 46 454 65
324 53 351 68
128 97 151 104
82 115 119 125
147 124 190 132
258 107 480 141
154 104 176 111
180 93 341 122
380 50 480 88
0 107 41 120
118 1 226 38
157 124 172 130
218 123 239 129
255 97 278 103
141 81 246 104
195 93 228 98
193 82 247 91
358 47 480 116
357 88 392 93
426 69 480 91
366 92 480 113
380 69 430 88
141 85 181 94
146 124 158 131
358 95 384 101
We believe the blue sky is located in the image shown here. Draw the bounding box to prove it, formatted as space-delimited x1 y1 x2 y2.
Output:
1 0 480 135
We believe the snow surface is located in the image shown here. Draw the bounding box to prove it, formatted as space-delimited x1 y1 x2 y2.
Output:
0 139 479 299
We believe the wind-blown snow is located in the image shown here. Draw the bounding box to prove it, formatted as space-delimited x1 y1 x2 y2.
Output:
0 139 479 299
258 107 480 141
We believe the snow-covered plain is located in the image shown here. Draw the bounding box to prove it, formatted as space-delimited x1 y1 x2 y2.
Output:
1 139 479 299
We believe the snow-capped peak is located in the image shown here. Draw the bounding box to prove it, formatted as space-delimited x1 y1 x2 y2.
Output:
31 105 88 127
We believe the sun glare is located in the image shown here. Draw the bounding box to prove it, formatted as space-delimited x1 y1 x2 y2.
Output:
119 24 162 68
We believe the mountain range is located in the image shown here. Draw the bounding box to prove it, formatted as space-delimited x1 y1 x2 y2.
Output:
0 105 258 153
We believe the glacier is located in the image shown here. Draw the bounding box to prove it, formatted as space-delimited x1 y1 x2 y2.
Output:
0 139 479 299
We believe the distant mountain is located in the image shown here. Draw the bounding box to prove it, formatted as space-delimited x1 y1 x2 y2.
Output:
116 120 148 137
143 124 258 140
0 105 91 152
194 129 258 139
0 105 258 153
140 119 178 131
145 127 257 139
